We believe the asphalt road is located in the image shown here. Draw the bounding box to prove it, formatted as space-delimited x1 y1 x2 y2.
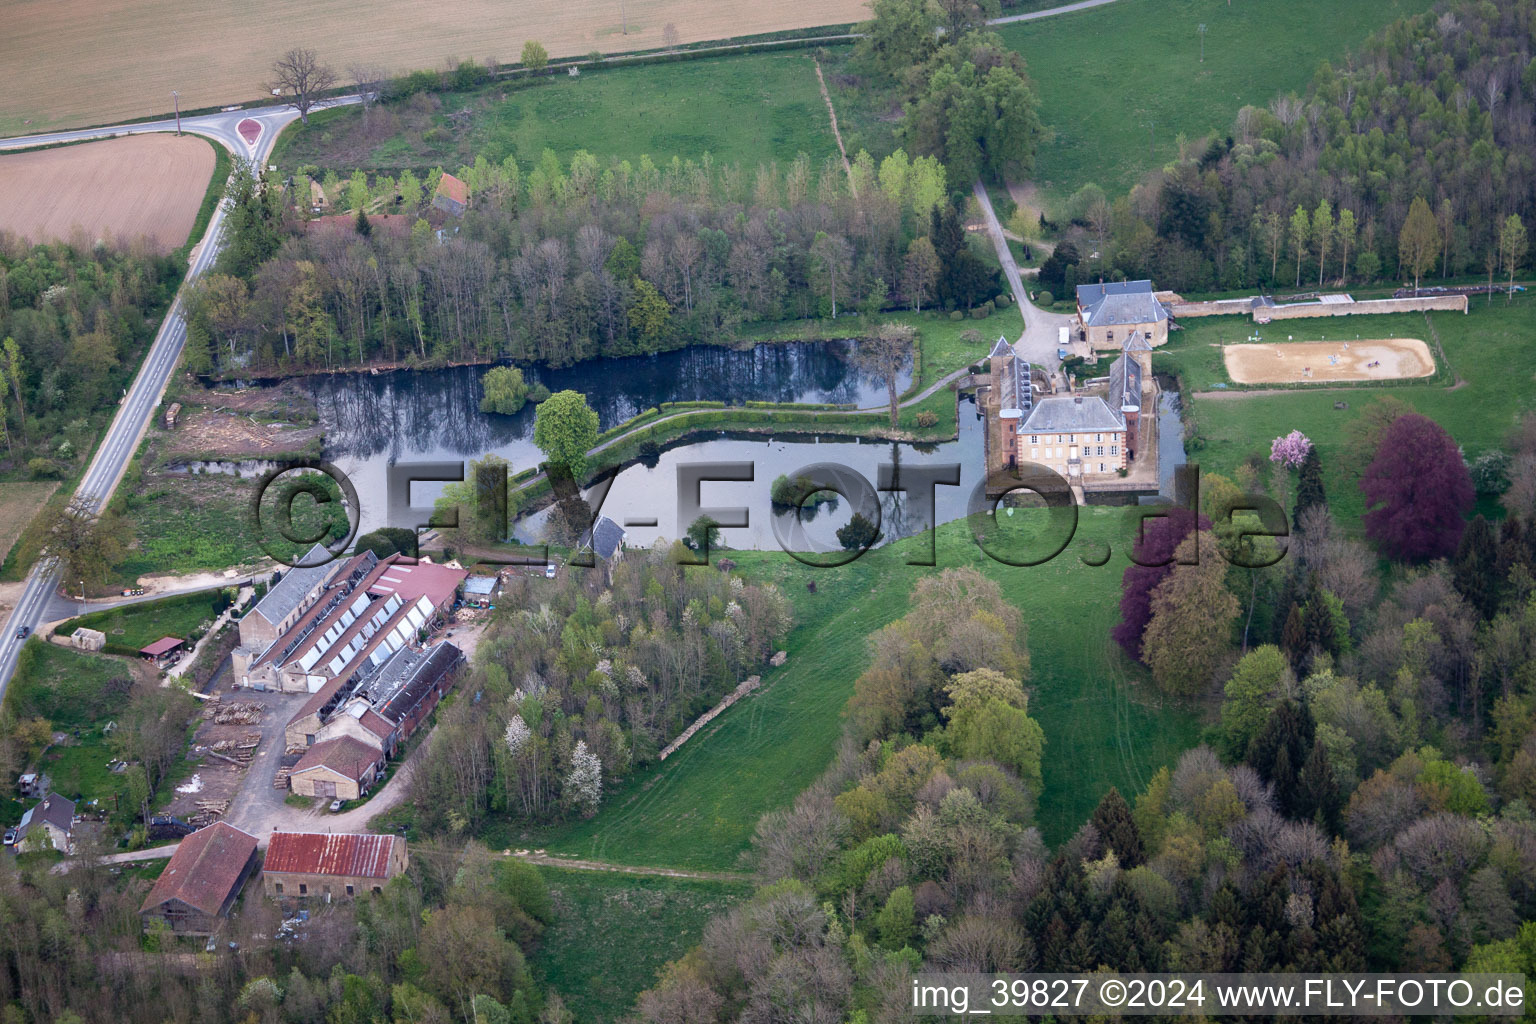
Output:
0 97 357 699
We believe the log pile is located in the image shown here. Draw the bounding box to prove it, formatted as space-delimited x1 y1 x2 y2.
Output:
204 700 264 725
273 766 292 789
188 800 229 828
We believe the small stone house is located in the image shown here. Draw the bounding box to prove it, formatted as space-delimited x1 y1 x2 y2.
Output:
432 173 469 216
263 831 407 901
71 628 106 652
15 794 74 853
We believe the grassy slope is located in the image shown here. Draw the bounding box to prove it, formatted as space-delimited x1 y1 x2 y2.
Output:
533 867 751 1023
998 0 1427 208
502 510 1201 869
274 52 835 174
1167 296 1536 524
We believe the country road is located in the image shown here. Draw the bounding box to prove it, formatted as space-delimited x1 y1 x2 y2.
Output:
0 98 357 701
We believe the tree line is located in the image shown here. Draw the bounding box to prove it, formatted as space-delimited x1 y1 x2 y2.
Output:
0 235 179 477
186 145 1002 376
1038 0 1534 295
403 542 793 832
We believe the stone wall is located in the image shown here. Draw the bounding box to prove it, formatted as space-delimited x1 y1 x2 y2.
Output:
1257 295 1467 320
1169 298 1256 318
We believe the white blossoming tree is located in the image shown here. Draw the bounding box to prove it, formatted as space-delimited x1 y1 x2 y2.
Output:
564 740 603 816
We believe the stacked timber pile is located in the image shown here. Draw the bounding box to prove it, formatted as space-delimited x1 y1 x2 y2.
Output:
188 800 228 828
273 765 292 788
203 734 260 769
206 701 264 725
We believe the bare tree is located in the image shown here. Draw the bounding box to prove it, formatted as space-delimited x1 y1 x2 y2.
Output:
858 323 916 429
270 48 336 125
348 62 389 125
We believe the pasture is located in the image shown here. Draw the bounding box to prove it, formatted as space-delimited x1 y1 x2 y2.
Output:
1223 338 1435 385
533 867 751 1022
503 510 1202 869
0 0 864 136
275 52 835 173
0 136 215 249
995 0 1430 208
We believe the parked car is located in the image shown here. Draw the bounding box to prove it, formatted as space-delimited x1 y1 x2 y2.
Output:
544 563 557 579
3 827 17 846
329 799 343 813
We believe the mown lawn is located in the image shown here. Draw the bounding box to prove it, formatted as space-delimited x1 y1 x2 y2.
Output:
995 0 1428 207
1170 296 1536 524
532 867 751 1023
5 641 135 729
275 52 835 174
502 509 1202 868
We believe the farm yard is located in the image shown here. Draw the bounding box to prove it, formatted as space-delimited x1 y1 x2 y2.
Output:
0 0 864 136
0 136 215 248
1223 337 1436 384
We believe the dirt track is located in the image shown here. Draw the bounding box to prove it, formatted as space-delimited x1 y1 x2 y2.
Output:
1223 338 1435 385
0 135 214 248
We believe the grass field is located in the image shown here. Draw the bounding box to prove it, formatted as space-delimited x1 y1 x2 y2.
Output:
499 510 1202 868
1165 296 1536 524
275 52 835 173
0 136 215 249
0 0 866 136
4 641 134 730
0 482 58 568
533 867 751 1022
54 590 227 653
994 0 1429 208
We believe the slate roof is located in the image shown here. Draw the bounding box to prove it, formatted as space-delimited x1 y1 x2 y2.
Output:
140 822 257 916
292 736 382 783
1020 395 1126 434
18 795 74 839
1077 280 1168 327
264 832 401 879
581 516 626 560
248 544 339 628
463 575 497 596
988 336 1013 359
1109 355 1142 415
365 642 462 725
1124 331 1154 351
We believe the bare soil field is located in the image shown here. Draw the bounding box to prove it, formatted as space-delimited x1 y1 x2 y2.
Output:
1223 338 1436 385
0 0 866 135
0 136 214 248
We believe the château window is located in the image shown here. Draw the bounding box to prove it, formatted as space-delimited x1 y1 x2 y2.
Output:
1110 446 1118 456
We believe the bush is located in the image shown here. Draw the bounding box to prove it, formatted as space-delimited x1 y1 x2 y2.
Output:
948 310 964 321
969 302 994 320
1470 449 1512 495
480 365 530 415
1036 290 1054 307
522 40 550 70
26 458 59 480
995 294 1011 306
528 383 551 404
915 410 938 427
453 59 490 90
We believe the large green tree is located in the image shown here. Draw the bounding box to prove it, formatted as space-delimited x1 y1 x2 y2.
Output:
533 390 599 478
1141 532 1240 696
901 34 1042 184
479 365 530 415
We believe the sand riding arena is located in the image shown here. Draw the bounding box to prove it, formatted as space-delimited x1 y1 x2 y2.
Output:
1223 338 1436 385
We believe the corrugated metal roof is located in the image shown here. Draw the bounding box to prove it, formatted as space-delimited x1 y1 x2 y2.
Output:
265 831 400 879
140 636 184 657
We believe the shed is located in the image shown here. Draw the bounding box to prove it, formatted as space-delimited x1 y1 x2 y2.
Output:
432 173 468 216
139 822 259 935
71 627 106 652
462 575 497 607
289 736 385 801
140 636 185 661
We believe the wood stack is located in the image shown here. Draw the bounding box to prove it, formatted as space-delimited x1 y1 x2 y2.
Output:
204 734 260 769
273 766 292 788
188 800 229 828
209 701 264 725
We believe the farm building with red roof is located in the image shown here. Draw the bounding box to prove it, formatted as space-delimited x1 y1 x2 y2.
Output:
139 822 258 934
263 831 407 901
288 736 386 801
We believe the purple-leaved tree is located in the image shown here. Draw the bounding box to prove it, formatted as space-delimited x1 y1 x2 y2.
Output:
1112 507 1209 662
1360 413 1473 561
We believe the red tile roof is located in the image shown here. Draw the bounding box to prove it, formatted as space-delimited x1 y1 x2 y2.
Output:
265 832 401 879
292 736 381 782
140 822 258 916
367 558 467 610
435 173 468 206
140 636 184 657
